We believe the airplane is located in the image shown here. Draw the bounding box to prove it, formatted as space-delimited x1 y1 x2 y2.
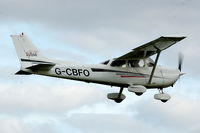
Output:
11 33 185 103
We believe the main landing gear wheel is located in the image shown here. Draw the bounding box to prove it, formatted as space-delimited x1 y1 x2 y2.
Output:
154 88 171 103
107 93 126 103
161 100 168 103
114 94 126 103
107 87 126 103
135 92 143 96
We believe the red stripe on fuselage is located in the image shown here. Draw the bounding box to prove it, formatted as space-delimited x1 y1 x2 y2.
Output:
120 75 144 78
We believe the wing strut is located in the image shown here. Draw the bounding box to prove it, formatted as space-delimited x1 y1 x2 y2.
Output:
148 47 161 84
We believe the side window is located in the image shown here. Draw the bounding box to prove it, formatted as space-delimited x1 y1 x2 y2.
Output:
146 58 154 67
138 59 145 67
147 62 154 67
128 60 145 67
111 60 126 67
128 60 139 67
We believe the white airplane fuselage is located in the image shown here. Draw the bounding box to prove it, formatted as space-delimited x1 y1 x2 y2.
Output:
31 63 180 89
11 33 185 103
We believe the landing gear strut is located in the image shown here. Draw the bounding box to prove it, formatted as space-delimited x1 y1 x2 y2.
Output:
159 89 167 103
159 88 163 93
107 87 126 103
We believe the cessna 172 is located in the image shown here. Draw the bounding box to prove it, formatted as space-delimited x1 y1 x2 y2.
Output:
11 33 185 103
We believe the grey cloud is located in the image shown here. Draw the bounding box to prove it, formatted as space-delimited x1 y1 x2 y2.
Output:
0 0 200 133
0 117 30 133
1 0 199 62
64 94 200 133
0 0 199 31
0 116 66 133
0 82 106 114
133 95 200 133
66 113 154 133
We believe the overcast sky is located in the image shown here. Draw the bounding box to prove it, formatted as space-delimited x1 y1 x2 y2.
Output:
0 0 200 133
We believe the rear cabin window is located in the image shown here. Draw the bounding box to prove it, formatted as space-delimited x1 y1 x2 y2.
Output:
111 60 126 67
128 60 139 67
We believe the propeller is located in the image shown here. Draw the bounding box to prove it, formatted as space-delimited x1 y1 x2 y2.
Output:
178 53 184 72
176 53 184 88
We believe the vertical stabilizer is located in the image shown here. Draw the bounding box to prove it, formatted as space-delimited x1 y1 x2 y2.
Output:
11 33 49 69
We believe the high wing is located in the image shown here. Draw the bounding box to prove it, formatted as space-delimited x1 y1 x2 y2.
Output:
116 36 186 60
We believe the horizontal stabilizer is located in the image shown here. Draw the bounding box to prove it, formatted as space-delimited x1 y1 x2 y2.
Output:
15 70 32 75
26 63 55 71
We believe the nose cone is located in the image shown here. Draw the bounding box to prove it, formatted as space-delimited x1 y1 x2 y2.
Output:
179 72 186 76
171 69 186 85
177 68 186 78
161 67 184 87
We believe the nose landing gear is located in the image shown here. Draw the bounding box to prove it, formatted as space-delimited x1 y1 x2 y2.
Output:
154 88 171 103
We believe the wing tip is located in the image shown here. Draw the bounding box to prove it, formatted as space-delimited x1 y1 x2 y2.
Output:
160 36 186 41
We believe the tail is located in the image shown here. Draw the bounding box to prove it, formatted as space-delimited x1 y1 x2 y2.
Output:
11 33 55 74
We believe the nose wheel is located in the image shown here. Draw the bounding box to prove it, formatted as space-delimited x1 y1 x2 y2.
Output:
154 88 171 103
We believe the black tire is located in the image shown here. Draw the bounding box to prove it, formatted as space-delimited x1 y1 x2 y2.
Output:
135 92 143 96
161 100 168 103
114 99 123 103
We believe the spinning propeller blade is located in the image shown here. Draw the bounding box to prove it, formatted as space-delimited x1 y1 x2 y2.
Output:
178 53 184 72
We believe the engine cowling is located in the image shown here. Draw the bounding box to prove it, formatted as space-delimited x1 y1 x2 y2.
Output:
128 85 147 96
154 93 171 103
